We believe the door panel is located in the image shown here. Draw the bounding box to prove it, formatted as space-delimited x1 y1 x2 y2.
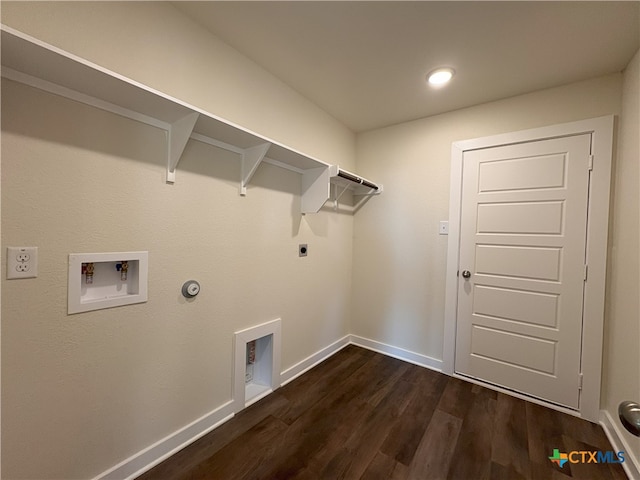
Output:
470 326 556 374
455 134 591 409
477 201 564 234
478 153 566 192
475 245 561 280
473 285 559 328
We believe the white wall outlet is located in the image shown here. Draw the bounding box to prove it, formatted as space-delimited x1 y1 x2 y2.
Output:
7 247 38 279
439 221 449 235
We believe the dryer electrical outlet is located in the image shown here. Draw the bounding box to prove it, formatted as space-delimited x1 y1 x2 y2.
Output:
7 247 38 279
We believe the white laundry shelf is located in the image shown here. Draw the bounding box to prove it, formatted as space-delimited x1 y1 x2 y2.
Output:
1 26 382 214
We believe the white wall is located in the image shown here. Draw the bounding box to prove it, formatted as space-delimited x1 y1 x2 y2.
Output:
353 61 640 465
602 48 640 465
0 1 355 168
1 3 356 479
353 74 623 362
1 80 353 480
2 2 637 478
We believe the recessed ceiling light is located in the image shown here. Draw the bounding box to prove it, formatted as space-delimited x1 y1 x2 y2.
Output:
427 67 455 86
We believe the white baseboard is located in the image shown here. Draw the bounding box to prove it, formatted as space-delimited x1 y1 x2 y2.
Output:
95 400 235 480
94 335 350 480
94 334 438 480
600 409 640 480
349 334 443 372
280 335 351 386
94 339 639 480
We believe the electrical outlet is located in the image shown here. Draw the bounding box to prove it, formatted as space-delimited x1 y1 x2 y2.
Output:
7 247 38 279
16 253 31 263
439 221 449 235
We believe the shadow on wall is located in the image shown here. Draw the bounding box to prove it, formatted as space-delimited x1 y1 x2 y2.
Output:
2 79 276 192
2 78 326 229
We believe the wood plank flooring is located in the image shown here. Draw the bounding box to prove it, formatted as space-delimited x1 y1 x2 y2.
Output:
137 345 627 480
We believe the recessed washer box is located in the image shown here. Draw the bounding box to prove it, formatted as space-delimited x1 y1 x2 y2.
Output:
68 251 148 314
234 319 281 411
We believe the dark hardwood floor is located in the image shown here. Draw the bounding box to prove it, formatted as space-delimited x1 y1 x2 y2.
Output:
138 345 627 480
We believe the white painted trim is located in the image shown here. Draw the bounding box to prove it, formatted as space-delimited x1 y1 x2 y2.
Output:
580 116 615 422
280 335 350 386
93 336 636 480
443 116 615 422
67 251 149 314
600 409 640 480
94 400 235 480
233 319 282 413
350 335 443 372
443 142 464 375
93 331 347 480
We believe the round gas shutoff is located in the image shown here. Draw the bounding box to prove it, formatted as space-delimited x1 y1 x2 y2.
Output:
182 280 201 298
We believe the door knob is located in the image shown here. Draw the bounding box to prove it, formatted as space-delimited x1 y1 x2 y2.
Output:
619 401 640 437
462 270 471 279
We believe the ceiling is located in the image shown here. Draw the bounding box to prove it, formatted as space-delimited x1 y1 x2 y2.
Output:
172 1 640 133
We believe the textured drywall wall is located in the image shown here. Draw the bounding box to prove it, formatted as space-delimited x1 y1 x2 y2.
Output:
0 2 356 478
0 1 355 168
1 78 353 479
352 74 623 362
602 48 640 464
1 3 356 478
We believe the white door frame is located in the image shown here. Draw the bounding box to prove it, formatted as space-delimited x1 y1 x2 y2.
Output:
442 115 614 422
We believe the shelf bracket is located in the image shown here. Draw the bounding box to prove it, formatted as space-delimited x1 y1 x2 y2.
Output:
166 112 199 183
333 184 350 210
240 142 271 195
301 166 331 214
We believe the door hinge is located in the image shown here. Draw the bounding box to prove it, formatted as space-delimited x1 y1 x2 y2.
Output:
578 373 584 390
584 264 588 281
588 155 594 171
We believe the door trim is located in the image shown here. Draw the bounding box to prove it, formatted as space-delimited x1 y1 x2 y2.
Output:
442 115 614 422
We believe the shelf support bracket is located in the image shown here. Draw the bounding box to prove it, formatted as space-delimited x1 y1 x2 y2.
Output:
240 142 271 195
166 112 199 183
333 184 350 210
301 166 331 214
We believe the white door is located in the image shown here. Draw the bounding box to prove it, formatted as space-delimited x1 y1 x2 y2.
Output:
454 134 591 409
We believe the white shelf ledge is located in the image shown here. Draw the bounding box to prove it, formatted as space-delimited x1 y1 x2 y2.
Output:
1 25 382 214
